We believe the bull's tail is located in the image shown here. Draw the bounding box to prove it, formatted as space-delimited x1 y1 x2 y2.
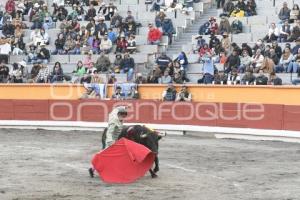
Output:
101 128 107 149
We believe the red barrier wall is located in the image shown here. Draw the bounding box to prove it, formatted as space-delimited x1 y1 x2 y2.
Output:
0 99 299 131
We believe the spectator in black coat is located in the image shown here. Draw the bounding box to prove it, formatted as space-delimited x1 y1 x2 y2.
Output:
224 50 241 73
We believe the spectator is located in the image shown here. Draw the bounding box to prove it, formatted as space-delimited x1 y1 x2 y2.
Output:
64 35 76 54
175 51 189 70
209 34 221 54
50 62 64 83
0 61 9 83
251 49 264 72
269 48 280 67
159 70 172 84
199 43 212 58
116 36 128 53
91 35 100 54
27 44 37 64
36 42 50 63
40 28 50 45
95 52 111 72
227 68 241 84
107 28 117 44
278 20 291 42
80 74 92 84
83 51 94 69
276 47 293 73
72 60 86 83
36 63 50 83
156 52 172 72
218 16 231 34
125 11 135 23
208 17 218 35
241 69 256 85
147 24 162 45
199 52 215 84
155 11 166 28
2 19 14 37
120 53 135 80
214 70 228 84
96 16 108 37
147 64 162 83
108 73 117 84
245 0 257 16
288 48 300 73
263 23 280 42
271 41 282 58
253 39 265 55
195 35 206 52
43 13 54 30
292 38 300 55
53 33 65 55
221 32 231 53
259 55 275 73
127 35 137 54
127 86 139 99
86 18 96 32
239 50 252 73
113 54 123 73
135 73 147 84
100 34 112 54
173 72 184 84
290 4 300 23
85 4 96 21
5 0 16 18
110 11 123 28
123 19 137 37
236 0 246 11
223 0 235 15
175 85 192 102
112 86 125 100
242 43 253 57
269 71 282 85
278 2 291 22
224 49 240 73
288 20 300 42
217 0 225 9
162 84 177 101
162 18 175 45
255 69 268 85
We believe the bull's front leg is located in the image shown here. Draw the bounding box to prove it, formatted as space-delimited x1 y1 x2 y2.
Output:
149 169 157 178
153 156 159 173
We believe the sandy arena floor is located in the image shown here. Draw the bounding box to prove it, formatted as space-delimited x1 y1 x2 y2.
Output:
0 129 300 200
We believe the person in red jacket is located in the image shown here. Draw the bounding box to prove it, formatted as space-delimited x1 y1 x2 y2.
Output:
5 0 16 18
147 24 162 45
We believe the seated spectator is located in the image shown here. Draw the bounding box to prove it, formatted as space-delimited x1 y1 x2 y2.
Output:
95 52 111 72
83 51 94 69
208 17 218 35
113 54 123 73
155 11 166 28
173 71 184 84
123 20 137 37
162 18 175 45
239 50 252 73
147 64 162 83
230 8 245 17
259 55 275 73
135 73 147 84
231 42 242 55
218 16 231 34
36 43 50 63
120 53 135 81
176 85 192 102
231 19 243 34
271 41 282 58
245 0 257 16
31 5 43 29
85 4 96 21
64 35 76 55
80 74 92 84
53 5 68 22
30 62 41 80
227 68 241 84
107 28 117 44
269 71 283 85
5 0 15 18
53 33 65 55
0 61 10 83
112 86 125 100
159 70 172 84
27 44 37 64
108 73 117 84
35 63 50 83
263 23 280 43
221 32 231 53
251 49 264 72
156 52 172 72
289 4 300 23
241 69 256 85
147 24 162 45
292 38 300 55
269 48 280 67
223 0 235 15
175 51 189 70
127 86 139 100
100 34 112 54
242 43 253 57
96 16 108 37
11 36 25 55
219 51 228 64
116 36 128 53
2 19 14 37
162 84 177 101
236 0 246 11
276 47 293 73
43 13 54 30
127 35 137 54
288 48 300 73
288 20 300 42
278 2 291 22
50 62 64 83
255 69 268 85
40 28 50 45
72 61 86 83
194 35 206 53
110 11 123 29
224 49 240 73
199 44 212 58
91 35 100 54
278 20 291 43
209 34 221 54
214 70 228 84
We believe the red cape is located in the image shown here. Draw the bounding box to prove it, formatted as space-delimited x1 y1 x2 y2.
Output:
91 138 155 184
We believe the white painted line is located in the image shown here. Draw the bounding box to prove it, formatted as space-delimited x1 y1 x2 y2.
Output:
162 163 197 173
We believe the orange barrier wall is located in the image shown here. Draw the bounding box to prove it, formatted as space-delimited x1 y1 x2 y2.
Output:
0 99 300 131
1 84 300 105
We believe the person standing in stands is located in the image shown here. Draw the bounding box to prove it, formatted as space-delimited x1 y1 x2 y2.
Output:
147 23 162 45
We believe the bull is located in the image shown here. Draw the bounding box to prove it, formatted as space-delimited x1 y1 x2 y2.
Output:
102 125 164 178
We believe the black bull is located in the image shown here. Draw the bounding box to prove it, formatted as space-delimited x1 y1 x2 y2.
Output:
102 125 164 178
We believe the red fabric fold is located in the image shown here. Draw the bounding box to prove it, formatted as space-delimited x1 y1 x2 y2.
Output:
91 138 155 184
